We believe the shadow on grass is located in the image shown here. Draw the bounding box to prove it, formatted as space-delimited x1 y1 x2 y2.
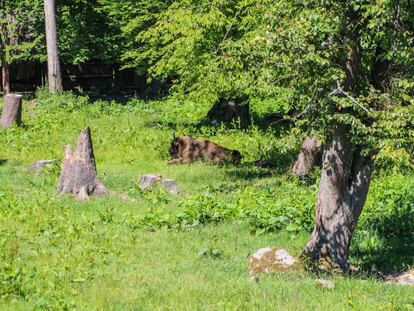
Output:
224 156 295 181
352 205 414 276
224 164 277 180
0 159 7 166
144 111 293 136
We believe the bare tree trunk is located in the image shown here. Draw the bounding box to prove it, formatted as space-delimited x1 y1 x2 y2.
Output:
301 126 373 272
58 127 106 200
44 0 62 93
292 136 322 178
0 93 22 128
2 62 10 94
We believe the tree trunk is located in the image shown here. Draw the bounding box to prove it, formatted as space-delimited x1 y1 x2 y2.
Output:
0 93 22 128
301 126 373 272
58 127 106 200
207 98 251 129
292 136 322 178
2 63 10 95
300 8 372 272
44 0 63 93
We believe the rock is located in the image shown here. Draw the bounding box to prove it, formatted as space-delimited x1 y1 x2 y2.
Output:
161 179 180 195
315 279 335 289
248 247 297 282
139 174 162 190
29 160 56 174
386 270 414 286
138 174 180 195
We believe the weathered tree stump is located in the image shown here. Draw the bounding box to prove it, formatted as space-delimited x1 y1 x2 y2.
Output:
139 174 162 190
161 179 180 195
29 160 56 174
292 136 322 178
207 98 250 129
58 127 106 200
0 94 23 128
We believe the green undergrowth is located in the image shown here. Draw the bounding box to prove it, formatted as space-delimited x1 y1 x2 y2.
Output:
0 92 413 309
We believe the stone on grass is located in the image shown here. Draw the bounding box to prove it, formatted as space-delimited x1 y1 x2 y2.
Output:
139 174 180 195
248 247 297 282
386 270 414 286
161 179 180 195
139 174 162 190
29 160 56 174
315 279 335 289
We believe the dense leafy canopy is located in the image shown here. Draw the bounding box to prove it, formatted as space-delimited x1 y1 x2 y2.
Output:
127 0 414 167
0 0 45 63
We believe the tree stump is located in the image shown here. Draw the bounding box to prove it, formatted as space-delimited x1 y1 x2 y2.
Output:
161 179 180 195
0 94 23 128
139 174 162 190
58 127 106 200
292 136 322 178
207 98 250 129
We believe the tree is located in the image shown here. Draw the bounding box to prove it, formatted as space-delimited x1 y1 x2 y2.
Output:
56 0 122 64
0 0 45 94
298 1 413 272
44 0 62 93
130 0 414 271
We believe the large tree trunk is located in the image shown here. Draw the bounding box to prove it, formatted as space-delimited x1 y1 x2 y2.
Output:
300 8 371 272
44 0 63 93
2 62 10 95
292 136 322 178
301 126 373 272
0 93 22 128
207 98 251 129
58 127 106 200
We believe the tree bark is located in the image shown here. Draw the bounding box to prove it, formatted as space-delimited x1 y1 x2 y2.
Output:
0 93 22 128
301 126 373 272
44 0 63 93
300 9 373 272
2 62 10 95
292 136 322 178
58 127 106 200
207 98 251 129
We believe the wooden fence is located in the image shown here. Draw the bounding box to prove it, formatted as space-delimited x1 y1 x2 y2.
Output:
0 61 150 94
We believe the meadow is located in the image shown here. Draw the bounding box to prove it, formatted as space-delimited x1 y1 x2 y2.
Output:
0 91 413 310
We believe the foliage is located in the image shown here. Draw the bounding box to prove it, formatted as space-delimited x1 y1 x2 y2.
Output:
57 0 122 63
127 0 414 156
0 0 45 63
98 0 170 69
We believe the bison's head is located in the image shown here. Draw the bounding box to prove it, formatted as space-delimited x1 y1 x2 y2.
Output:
169 136 180 158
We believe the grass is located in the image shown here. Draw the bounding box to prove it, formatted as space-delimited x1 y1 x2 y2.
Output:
0 92 413 310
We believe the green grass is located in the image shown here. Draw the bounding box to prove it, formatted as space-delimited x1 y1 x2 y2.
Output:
0 92 413 310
